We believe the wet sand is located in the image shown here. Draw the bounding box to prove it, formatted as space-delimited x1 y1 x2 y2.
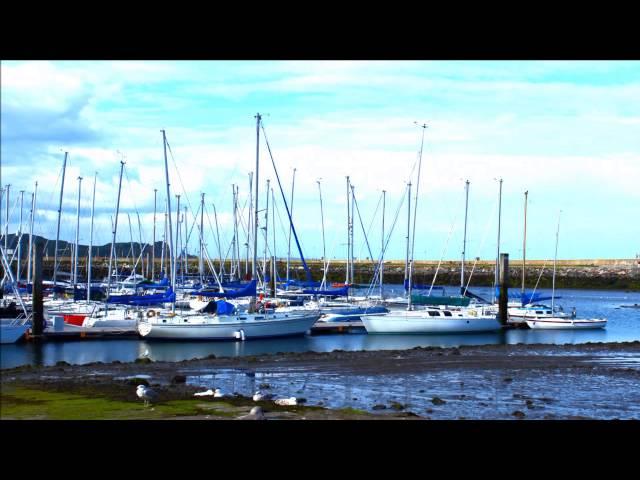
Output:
2 341 640 420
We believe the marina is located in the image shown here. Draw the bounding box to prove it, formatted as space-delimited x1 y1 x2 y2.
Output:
2 60 639 420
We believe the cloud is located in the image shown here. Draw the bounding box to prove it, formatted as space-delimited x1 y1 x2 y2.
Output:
2 60 639 260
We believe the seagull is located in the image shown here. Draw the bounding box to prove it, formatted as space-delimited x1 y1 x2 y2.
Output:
136 385 158 407
141 349 150 358
237 406 265 420
213 388 225 398
274 397 298 406
194 389 215 397
253 391 275 402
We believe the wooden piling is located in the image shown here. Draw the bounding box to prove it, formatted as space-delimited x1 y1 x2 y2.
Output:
498 253 509 325
32 240 44 336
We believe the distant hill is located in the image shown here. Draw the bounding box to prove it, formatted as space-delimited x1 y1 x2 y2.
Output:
1 233 182 259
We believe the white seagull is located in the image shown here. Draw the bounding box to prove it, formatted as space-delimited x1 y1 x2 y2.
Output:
274 397 298 406
253 391 275 402
237 406 265 420
213 388 225 398
136 385 158 407
193 389 215 397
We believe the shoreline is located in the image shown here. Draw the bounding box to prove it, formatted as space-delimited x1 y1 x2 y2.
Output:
3 341 639 420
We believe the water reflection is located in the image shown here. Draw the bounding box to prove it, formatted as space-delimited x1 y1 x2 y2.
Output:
2 286 639 369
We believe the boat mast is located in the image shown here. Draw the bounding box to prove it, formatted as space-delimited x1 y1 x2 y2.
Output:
350 183 355 285
346 176 351 285
161 130 175 308
235 185 241 278
212 202 223 278
551 211 561 312
494 178 503 301
380 189 386 298
53 152 68 286
183 206 188 283
175 195 181 286
263 179 270 290
87 173 96 301
160 198 167 279
73 177 83 289
199 192 205 285
461 180 470 295
272 186 277 297
3 184 8 256
27 183 37 284
317 179 326 289
248 171 254 278
231 184 237 280
404 182 412 297
407 122 427 310
107 160 125 297
522 190 528 295
286 168 296 287
152 188 157 280
127 213 135 279
250 113 262 312
17 190 24 283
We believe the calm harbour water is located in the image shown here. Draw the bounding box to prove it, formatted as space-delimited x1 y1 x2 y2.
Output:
2 285 639 370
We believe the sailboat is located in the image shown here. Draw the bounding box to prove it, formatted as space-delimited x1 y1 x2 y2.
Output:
524 212 607 330
137 117 321 340
0 245 31 343
362 124 501 335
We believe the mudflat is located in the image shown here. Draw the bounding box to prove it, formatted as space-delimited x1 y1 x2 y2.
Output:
2 341 640 420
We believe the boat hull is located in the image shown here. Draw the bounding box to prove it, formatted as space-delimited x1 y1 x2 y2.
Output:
362 312 502 334
138 312 321 340
525 318 607 329
0 324 29 344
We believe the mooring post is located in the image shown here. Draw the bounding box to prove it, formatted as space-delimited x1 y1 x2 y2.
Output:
498 253 509 325
32 240 44 336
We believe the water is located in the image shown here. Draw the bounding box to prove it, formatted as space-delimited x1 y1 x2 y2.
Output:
180 364 640 419
2 286 639 369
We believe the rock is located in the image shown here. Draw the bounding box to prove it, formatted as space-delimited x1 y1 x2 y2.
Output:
259 383 271 389
503 377 513 383
390 401 405 410
512 410 526 419
135 357 152 364
206 354 216 359
418 389 425 393
171 375 187 384
431 397 446 406
56 361 71 367
425 408 434 414
372 404 387 410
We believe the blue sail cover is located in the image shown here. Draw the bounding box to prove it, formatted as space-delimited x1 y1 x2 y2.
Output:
138 277 170 290
285 279 322 288
302 285 350 296
107 287 176 306
195 279 257 299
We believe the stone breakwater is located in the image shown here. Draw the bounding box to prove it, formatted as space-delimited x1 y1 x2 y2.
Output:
11 258 640 291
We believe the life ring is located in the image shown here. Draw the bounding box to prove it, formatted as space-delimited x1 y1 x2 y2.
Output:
146 310 156 318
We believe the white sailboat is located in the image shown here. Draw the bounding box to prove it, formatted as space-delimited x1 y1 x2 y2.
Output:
0 245 31 344
138 118 320 340
525 212 606 330
362 123 501 335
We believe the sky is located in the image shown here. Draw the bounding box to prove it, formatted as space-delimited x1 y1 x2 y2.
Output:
1 60 639 263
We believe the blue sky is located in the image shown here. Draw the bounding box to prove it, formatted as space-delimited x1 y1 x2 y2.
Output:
1 60 639 262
